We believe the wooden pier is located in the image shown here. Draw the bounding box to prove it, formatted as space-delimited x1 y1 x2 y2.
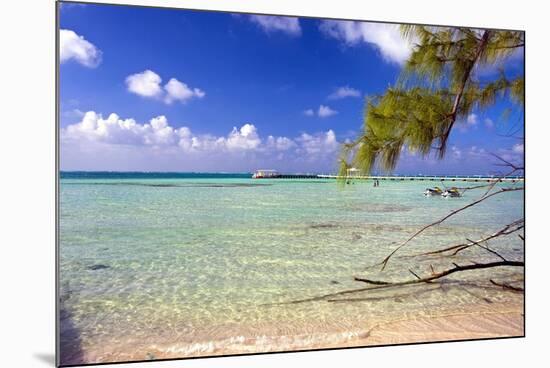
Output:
255 174 524 183
255 174 321 179
319 175 524 183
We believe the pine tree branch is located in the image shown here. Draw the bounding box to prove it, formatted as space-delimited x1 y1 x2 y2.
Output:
439 30 492 157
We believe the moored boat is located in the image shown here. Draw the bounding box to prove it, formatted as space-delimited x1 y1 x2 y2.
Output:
252 169 280 179
424 187 443 196
442 187 461 198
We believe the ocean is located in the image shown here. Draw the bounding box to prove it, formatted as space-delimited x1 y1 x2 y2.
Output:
59 172 524 364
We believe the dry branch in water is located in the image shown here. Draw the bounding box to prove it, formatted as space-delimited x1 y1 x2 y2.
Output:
405 219 524 258
274 261 523 306
355 260 524 287
274 158 524 306
490 279 524 292
376 186 524 271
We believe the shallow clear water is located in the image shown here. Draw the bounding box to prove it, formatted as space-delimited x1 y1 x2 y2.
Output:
59 175 524 364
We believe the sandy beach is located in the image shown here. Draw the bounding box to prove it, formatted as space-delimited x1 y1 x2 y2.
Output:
63 298 523 364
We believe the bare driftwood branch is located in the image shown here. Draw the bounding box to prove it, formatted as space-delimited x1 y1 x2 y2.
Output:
490 279 524 292
274 261 524 306
405 219 524 258
490 153 524 172
466 238 507 261
356 260 523 287
375 186 524 270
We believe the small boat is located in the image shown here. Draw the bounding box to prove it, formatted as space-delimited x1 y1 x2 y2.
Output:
424 187 443 196
252 169 280 179
442 187 461 198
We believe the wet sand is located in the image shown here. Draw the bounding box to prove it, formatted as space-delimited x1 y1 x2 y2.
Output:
73 300 523 364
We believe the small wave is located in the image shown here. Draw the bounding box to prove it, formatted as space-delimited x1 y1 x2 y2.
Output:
153 329 373 357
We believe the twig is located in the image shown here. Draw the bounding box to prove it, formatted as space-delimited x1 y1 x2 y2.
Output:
356 261 523 287
376 187 524 270
404 219 524 258
466 238 507 262
490 279 524 292
275 261 524 306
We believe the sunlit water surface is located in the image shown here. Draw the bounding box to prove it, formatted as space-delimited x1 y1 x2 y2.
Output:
59 175 524 364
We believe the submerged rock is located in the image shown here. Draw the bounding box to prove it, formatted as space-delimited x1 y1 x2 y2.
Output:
88 264 110 271
309 223 340 229
351 232 362 242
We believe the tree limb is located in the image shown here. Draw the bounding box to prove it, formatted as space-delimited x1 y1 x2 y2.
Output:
356 261 523 287
376 186 523 270
490 279 524 292
405 219 524 258
274 261 524 306
439 30 491 157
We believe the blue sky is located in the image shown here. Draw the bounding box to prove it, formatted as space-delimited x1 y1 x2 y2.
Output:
59 2 524 174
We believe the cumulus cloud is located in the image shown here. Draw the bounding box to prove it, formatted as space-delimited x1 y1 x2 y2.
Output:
164 78 206 104
328 86 361 99
484 118 495 129
62 111 179 146
319 20 414 64
225 124 262 151
296 130 338 155
458 113 479 132
266 136 296 151
468 145 487 158
60 29 102 67
467 113 478 126
125 70 163 98
512 143 524 153
61 112 340 170
318 105 338 118
303 105 338 118
247 15 302 36
451 145 462 159
125 70 205 104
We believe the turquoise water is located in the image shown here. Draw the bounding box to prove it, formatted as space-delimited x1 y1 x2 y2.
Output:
59 174 524 364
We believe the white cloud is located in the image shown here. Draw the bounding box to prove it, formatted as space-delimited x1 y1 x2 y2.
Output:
62 108 85 119
328 86 361 99
125 70 205 104
451 146 462 159
468 145 487 158
225 124 261 151
319 20 414 64
62 112 339 159
164 78 206 104
484 118 494 129
495 144 524 167
512 143 524 153
467 113 478 126
296 130 338 155
266 136 296 151
247 15 301 36
458 113 479 132
125 70 163 98
61 112 345 172
63 111 178 147
318 105 338 118
303 109 315 116
60 29 102 67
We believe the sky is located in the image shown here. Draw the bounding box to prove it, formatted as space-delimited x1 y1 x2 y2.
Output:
59 2 524 175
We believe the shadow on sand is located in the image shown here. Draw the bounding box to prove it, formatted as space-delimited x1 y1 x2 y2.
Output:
58 298 85 366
